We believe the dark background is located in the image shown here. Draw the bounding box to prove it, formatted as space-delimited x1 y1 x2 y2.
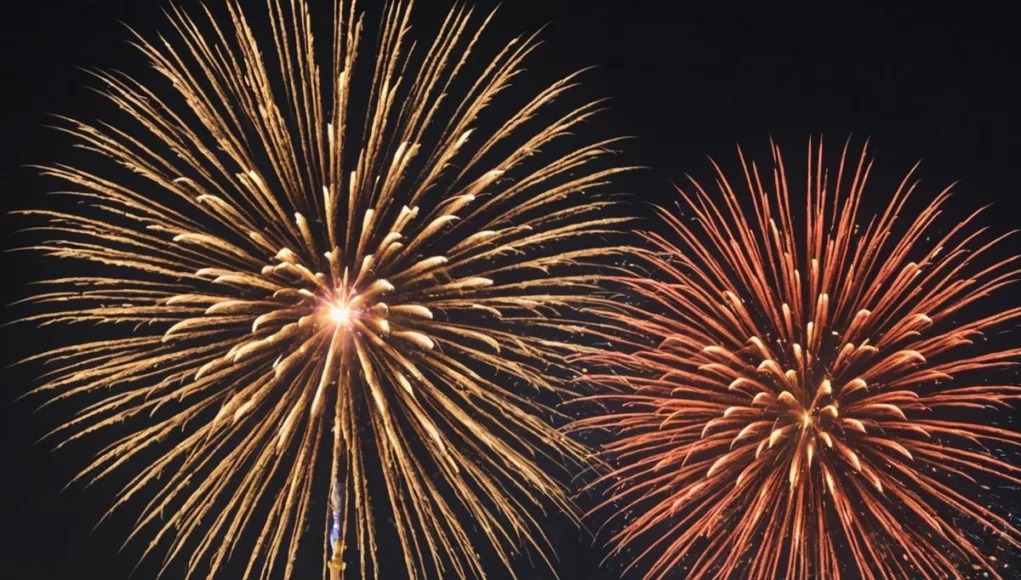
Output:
1 1 1017 578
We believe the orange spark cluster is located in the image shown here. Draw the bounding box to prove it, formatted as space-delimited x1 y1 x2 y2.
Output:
572 140 1021 579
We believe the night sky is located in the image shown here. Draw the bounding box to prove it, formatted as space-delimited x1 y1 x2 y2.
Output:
1 1 1018 578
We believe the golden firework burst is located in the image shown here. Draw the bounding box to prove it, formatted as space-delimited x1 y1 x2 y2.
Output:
571 139 1021 579
13 1 630 578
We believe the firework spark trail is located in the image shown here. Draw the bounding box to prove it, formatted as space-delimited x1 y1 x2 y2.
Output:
570 139 1021 579
11 1 632 578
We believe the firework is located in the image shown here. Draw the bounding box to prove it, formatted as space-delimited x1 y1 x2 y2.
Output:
571 139 1021 578
12 1 629 578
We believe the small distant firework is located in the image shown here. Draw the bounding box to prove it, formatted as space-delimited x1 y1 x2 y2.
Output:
12 0 628 578
573 140 1021 578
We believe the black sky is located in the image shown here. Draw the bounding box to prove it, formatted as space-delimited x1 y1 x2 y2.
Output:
1 1 1018 579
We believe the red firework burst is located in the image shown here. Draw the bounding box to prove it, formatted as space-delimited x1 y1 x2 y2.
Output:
572 139 1021 579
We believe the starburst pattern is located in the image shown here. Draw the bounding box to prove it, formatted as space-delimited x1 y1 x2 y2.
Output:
571 140 1021 578
12 1 629 578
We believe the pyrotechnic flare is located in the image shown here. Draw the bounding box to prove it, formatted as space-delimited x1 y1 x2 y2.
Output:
12 1 629 578
572 139 1021 579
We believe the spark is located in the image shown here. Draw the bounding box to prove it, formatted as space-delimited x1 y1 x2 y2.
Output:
329 305 352 326
572 139 1021 579
12 0 631 578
